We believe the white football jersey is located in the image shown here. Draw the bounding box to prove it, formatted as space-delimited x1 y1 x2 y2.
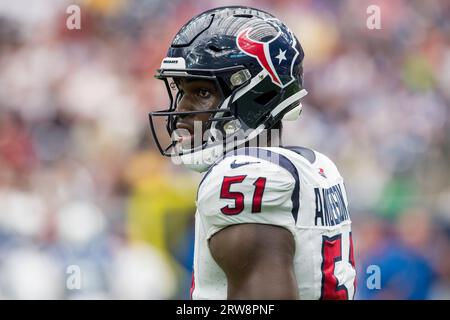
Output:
191 146 356 300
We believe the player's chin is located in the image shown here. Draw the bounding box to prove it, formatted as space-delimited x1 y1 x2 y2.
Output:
176 134 206 152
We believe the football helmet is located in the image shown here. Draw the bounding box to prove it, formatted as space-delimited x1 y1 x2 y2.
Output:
149 6 307 172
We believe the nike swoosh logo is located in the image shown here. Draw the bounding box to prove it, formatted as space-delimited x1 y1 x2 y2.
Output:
230 160 260 169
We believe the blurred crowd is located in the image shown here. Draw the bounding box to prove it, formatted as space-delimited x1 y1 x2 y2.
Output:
0 0 449 299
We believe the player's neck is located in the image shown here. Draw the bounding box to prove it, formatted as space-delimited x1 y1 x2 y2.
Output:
244 129 283 148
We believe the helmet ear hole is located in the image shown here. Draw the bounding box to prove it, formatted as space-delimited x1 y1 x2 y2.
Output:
254 90 277 106
207 44 222 52
233 14 253 18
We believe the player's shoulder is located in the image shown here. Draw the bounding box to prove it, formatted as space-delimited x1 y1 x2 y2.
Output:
201 147 297 183
275 146 343 180
197 147 298 200
272 146 335 166
196 147 300 237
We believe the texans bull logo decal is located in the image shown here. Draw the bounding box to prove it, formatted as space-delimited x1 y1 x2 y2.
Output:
236 24 299 88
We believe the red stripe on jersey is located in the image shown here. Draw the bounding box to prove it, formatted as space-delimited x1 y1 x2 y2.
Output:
189 271 195 299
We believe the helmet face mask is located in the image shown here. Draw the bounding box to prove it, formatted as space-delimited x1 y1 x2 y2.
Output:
149 6 307 171
149 65 251 157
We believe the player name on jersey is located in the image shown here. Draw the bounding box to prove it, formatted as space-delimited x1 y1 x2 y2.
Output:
314 183 350 227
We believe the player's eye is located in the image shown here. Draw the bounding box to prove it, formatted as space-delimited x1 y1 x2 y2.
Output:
198 89 211 99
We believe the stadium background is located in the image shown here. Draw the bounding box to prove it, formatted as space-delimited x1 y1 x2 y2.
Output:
0 0 449 299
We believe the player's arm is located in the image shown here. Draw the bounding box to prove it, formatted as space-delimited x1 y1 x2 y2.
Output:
209 223 298 299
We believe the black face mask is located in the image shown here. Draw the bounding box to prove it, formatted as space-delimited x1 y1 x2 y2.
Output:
148 66 250 157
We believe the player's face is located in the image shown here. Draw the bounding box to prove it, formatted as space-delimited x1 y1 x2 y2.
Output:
174 78 221 148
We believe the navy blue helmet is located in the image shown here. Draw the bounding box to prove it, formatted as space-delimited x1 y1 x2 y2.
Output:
149 6 307 171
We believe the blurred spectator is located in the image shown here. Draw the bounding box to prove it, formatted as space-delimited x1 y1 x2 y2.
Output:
356 209 437 299
1 247 65 299
109 243 177 299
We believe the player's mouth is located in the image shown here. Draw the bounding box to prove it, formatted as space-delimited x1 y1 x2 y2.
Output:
174 122 203 149
175 122 193 134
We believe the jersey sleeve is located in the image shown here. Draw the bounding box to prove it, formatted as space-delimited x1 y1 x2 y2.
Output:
197 153 299 240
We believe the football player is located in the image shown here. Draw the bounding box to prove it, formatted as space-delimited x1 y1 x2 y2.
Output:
149 6 356 299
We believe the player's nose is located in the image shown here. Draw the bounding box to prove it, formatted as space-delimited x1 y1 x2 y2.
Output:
177 94 195 112
176 98 199 124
